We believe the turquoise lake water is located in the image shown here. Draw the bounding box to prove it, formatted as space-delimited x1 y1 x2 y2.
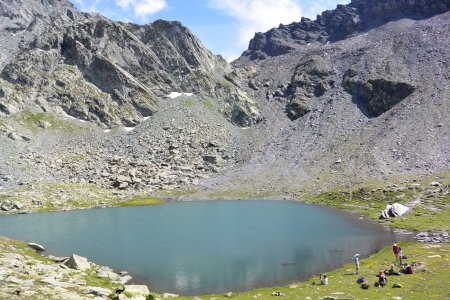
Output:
0 200 403 295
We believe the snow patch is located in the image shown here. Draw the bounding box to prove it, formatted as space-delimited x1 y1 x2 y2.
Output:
103 129 111 133
168 92 183 99
124 127 135 132
64 114 86 122
143 116 150 121
168 92 194 99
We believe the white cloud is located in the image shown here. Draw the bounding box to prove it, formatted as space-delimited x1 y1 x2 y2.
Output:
116 0 134 9
210 0 302 46
135 0 167 17
301 0 351 19
115 0 167 17
73 0 101 13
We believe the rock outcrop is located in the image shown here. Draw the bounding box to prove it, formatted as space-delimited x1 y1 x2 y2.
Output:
0 0 261 128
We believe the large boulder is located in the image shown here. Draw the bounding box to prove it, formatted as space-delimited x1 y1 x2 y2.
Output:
123 285 150 297
27 242 46 251
64 254 91 271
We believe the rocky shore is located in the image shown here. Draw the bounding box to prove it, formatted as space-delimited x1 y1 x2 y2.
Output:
0 237 155 300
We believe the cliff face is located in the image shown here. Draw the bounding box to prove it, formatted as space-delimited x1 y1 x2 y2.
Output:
240 0 450 60
221 0 450 192
0 0 261 128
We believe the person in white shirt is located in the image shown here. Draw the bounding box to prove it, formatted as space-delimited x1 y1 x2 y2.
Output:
353 254 360 274
320 274 328 285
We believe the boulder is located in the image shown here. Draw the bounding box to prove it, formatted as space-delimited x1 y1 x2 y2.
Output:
0 201 12 211
37 120 52 128
48 255 69 263
84 286 112 297
120 275 133 284
202 155 222 165
64 254 91 271
7 132 21 141
124 285 150 296
379 203 409 219
163 293 179 298
27 242 46 251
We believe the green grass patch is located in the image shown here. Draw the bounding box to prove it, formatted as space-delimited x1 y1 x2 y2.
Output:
303 173 450 233
11 109 79 133
69 154 86 162
119 196 163 207
180 99 194 107
202 99 215 111
83 268 121 291
0 236 52 264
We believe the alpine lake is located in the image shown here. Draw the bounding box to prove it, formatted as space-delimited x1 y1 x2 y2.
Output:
0 200 408 295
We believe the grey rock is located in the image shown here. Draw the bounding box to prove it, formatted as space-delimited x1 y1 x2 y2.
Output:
203 155 222 165
36 120 51 128
64 254 91 271
84 286 112 297
163 293 179 298
124 285 150 296
7 132 21 141
120 275 133 284
27 242 46 251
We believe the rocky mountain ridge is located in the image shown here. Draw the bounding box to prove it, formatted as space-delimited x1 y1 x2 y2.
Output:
0 0 260 128
241 0 450 60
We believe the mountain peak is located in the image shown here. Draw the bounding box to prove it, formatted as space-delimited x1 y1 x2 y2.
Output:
0 0 261 128
241 0 449 60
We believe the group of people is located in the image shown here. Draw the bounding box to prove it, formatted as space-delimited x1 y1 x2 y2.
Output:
351 242 415 289
315 242 416 289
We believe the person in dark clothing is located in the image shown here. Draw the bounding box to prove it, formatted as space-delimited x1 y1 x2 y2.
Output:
393 243 400 262
375 270 388 287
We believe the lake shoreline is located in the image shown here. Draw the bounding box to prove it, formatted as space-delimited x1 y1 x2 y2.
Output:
0 174 448 299
0 200 416 296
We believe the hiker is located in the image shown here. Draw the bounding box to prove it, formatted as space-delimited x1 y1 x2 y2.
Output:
393 243 400 262
398 247 403 265
353 254 360 274
375 270 388 287
386 264 401 276
320 274 328 285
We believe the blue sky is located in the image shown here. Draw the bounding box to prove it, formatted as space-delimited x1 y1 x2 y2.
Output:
72 0 349 61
